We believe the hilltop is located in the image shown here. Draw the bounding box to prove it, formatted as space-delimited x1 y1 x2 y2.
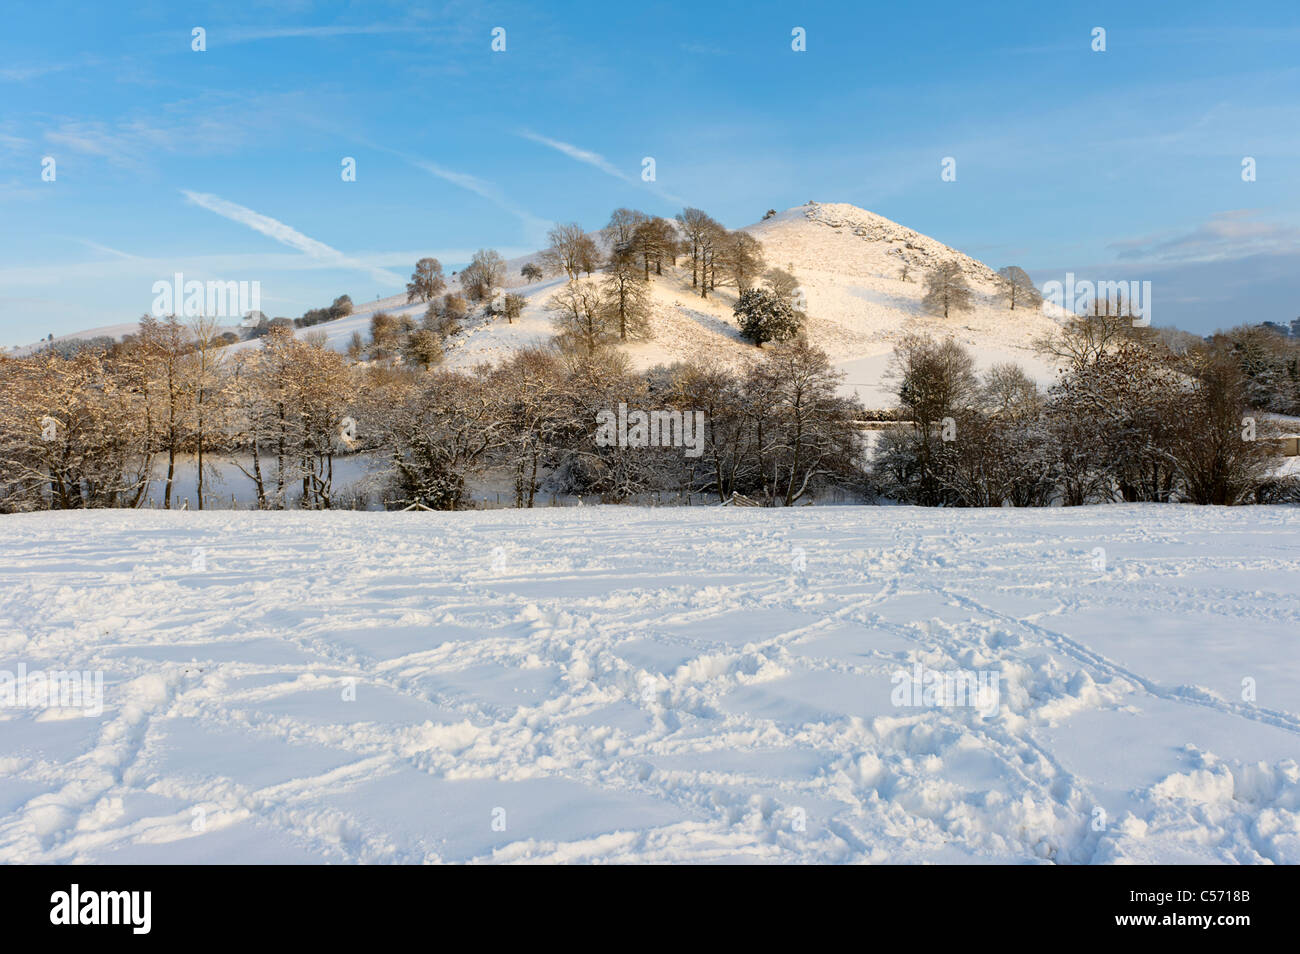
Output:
14 203 1064 406
245 202 1063 406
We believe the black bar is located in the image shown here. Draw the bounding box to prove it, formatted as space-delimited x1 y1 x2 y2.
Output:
0 864 1283 941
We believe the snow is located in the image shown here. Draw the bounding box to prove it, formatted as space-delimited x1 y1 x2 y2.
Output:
29 203 1066 407
1 504 1297 864
615 201 1065 405
407 202 1064 403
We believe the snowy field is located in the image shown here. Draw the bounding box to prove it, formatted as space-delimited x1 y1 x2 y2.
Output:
0 505 1297 864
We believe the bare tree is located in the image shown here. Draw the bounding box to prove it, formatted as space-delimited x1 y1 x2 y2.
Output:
461 249 506 303
541 223 589 280
407 258 446 304
762 265 800 303
245 330 355 509
136 315 193 508
602 247 652 340
719 231 766 292
881 334 979 505
672 361 747 503
404 329 444 370
1044 338 1183 504
577 235 602 276
378 369 505 510
1034 312 1137 374
997 265 1041 311
762 337 862 506
189 313 227 509
1171 352 1272 504
225 347 274 509
606 208 648 249
632 217 678 279
0 351 149 510
369 311 401 360
490 348 566 507
980 362 1041 420
698 221 725 296
676 208 722 291
426 293 469 338
921 261 973 318
546 283 615 356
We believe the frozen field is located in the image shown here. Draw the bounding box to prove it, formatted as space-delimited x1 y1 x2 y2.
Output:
0 505 1297 864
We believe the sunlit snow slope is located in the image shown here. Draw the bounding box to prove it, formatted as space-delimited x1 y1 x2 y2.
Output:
224 202 1066 406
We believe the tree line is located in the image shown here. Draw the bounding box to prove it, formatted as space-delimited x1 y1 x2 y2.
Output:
0 317 865 512
4 205 1296 513
873 314 1298 507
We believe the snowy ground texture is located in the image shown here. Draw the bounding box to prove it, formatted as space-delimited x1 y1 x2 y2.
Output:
1 505 1298 865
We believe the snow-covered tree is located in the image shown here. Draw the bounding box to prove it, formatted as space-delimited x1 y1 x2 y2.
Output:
460 249 506 303
407 258 446 304
719 230 766 292
922 261 973 318
631 216 678 279
676 208 723 293
547 282 616 357
541 224 591 281
602 247 652 340
997 265 1041 311
734 288 802 346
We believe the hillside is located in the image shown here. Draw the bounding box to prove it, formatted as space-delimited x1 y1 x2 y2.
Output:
16 203 1065 407
240 202 1064 407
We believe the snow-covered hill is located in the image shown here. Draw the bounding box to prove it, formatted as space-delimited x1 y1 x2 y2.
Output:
245 203 1065 406
13 203 1066 406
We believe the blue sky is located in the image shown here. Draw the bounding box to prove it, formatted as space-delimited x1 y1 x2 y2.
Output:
1 0 1298 345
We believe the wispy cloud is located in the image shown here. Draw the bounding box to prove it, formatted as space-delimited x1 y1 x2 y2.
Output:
1109 210 1300 265
679 42 729 56
0 56 101 82
181 190 404 285
45 115 250 170
44 123 144 169
222 24 412 43
63 237 143 261
38 93 319 172
517 130 687 205
0 180 44 202
519 131 634 184
0 131 30 153
382 148 550 241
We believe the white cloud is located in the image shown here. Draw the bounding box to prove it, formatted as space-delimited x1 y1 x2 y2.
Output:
223 24 411 43
64 238 142 260
390 151 550 242
181 190 404 286
0 56 101 82
517 130 687 205
1109 210 1300 265
519 131 634 184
